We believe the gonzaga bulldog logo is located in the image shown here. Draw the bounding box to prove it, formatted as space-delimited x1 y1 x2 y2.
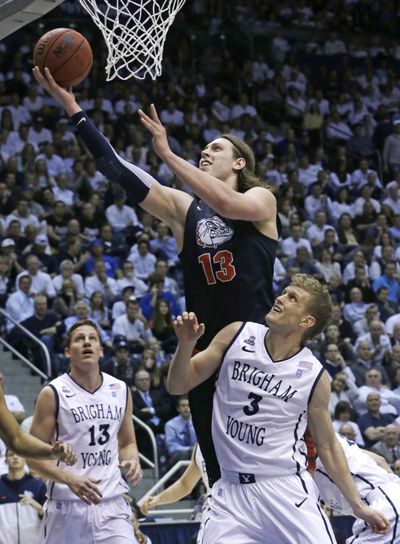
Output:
196 216 234 248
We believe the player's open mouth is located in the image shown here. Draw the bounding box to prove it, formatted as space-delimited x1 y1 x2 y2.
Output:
82 349 93 355
200 160 211 167
272 305 282 313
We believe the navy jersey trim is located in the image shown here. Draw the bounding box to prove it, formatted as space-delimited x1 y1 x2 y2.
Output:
66 371 104 395
292 411 307 489
215 321 246 381
47 384 60 500
316 502 336 544
307 366 325 405
264 329 305 363
378 486 398 543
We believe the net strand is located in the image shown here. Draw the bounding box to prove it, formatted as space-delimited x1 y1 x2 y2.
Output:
77 0 186 80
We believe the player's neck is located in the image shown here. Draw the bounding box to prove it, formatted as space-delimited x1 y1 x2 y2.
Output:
265 331 302 361
69 367 102 392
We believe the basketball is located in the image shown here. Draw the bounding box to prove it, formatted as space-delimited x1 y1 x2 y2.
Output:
33 28 93 87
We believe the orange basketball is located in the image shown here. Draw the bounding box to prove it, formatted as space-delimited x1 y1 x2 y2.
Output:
33 28 93 87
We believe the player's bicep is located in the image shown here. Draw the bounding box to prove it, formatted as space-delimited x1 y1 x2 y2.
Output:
141 183 192 234
307 372 336 449
223 187 277 223
30 387 57 443
190 322 241 387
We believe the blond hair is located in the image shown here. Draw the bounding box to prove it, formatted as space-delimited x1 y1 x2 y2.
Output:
291 274 332 340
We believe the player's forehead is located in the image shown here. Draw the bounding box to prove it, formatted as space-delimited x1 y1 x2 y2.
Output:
70 325 99 341
282 284 308 301
203 137 233 152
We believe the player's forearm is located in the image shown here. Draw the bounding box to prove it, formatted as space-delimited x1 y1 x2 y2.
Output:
317 442 364 512
152 477 193 506
119 443 140 464
8 431 56 460
161 152 235 214
28 459 71 484
167 342 197 394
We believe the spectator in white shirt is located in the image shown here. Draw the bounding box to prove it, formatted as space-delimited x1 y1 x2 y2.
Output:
35 143 65 177
84 259 118 304
115 261 149 298
128 239 157 281
211 92 231 123
342 250 369 285
280 224 313 259
27 116 52 147
112 298 151 352
86 159 108 194
231 93 258 120
353 368 398 416
105 190 140 233
15 255 56 300
5 274 34 332
22 88 43 114
8 93 30 128
160 102 184 130
304 183 328 221
52 259 84 298
52 173 74 207
351 158 381 192
383 180 400 215
325 110 353 142
5 199 40 232
355 320 392 367
297 154 321 189
306 210 337 246
324 31 347 55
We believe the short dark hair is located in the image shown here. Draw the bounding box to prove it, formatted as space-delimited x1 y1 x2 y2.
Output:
65 319 101 348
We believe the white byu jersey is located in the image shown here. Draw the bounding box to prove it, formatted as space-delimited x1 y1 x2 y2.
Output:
315 433 400 515
48 372 129 500
212 322 324 477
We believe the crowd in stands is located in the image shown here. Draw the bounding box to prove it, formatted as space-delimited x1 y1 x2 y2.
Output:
0 2 400 537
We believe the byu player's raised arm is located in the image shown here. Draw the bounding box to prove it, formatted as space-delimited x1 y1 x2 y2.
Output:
167 314 241 395
118 388 143 487
308 372 390 533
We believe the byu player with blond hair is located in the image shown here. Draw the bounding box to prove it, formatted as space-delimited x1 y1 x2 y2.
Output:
168 274 390 543
29 319 143 544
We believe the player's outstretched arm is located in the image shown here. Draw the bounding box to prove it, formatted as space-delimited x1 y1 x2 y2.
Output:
0 388 75 462
32 68 192 243
118 391 143 487
139 105 277 224
29 387 102 504
167 313 240 394
308 373 390 534
139 448 200 515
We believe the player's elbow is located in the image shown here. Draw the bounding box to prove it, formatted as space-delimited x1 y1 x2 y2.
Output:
166 378 190 395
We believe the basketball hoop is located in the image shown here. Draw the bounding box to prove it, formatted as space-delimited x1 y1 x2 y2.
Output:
77 0 186 81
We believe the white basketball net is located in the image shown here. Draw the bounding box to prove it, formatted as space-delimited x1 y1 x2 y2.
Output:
77 0 186 80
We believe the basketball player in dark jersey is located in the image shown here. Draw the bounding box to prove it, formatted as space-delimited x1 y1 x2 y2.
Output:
33 67 280 486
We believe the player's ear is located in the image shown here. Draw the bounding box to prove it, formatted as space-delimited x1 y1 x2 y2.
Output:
299 315 316 330
64 346 71 359
233 157 246 172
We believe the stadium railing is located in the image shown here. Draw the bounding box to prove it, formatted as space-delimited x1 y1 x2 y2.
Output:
0 307 51 380
133 414 159 481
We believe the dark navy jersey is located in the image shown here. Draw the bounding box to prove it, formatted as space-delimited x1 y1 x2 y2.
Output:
181 198 280 486
180 199 280 350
